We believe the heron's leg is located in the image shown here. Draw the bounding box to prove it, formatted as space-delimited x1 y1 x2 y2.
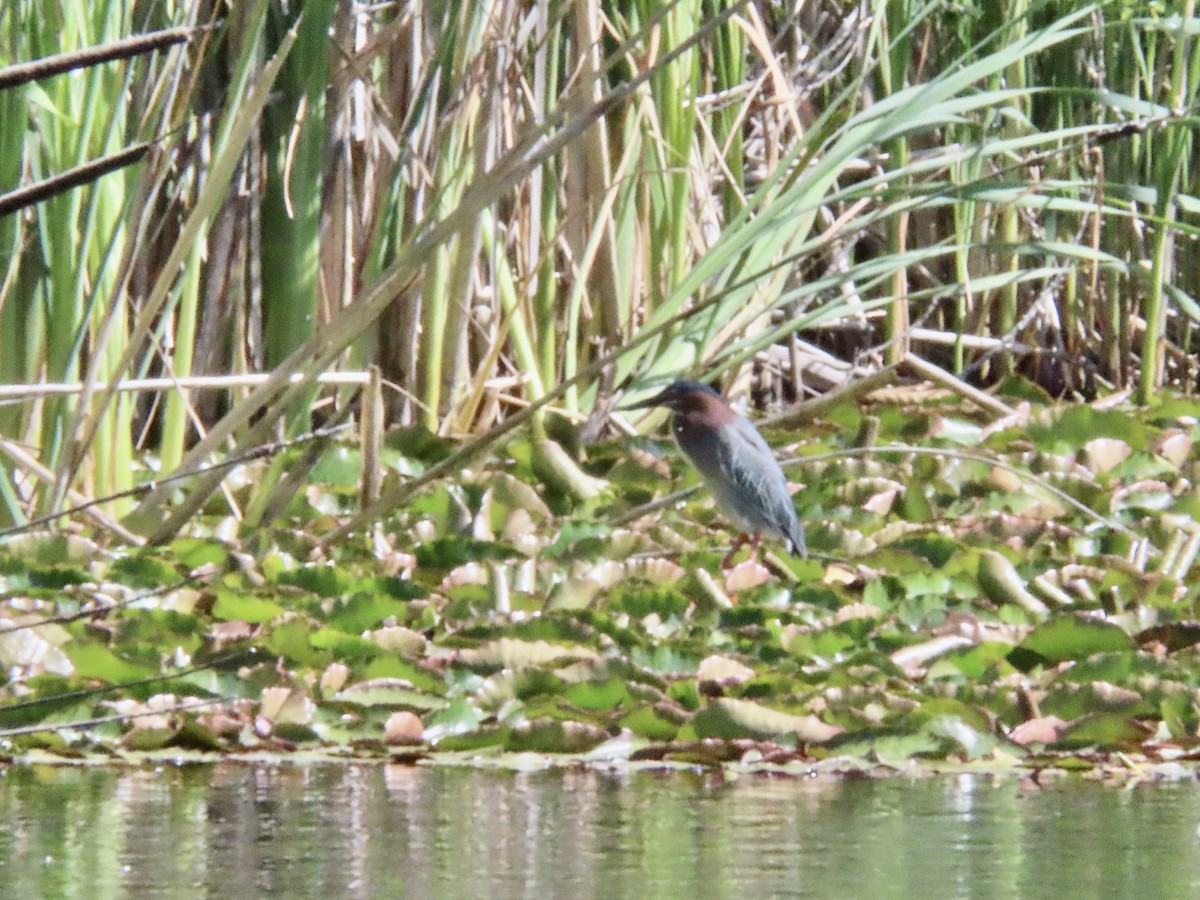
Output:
721 533 750 569
746 532 763 564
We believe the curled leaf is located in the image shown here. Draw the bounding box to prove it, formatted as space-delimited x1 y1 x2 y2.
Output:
693 698 842 744
456 638 600 670
697 655 757 686
978 551 1049 618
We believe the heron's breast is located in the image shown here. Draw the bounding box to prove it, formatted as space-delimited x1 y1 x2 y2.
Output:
673 417 726 480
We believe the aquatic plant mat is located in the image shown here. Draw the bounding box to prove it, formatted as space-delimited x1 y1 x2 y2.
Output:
4 387 1200 777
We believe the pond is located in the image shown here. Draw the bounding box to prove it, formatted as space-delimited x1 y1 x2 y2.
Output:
0 763 1197 898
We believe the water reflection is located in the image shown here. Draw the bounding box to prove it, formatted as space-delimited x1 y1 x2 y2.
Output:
0 764 1198 898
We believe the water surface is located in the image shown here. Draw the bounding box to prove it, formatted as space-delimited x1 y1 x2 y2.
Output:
1 763 1197 898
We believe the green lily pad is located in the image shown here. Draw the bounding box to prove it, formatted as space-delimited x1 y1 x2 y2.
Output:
212 591 284 624
325 593 413 633
124 726 176 751
889 535 959 567
109 555 180 588
921 714 999 759
619 705 682 740
425 697 483 738
1027 407 1148 453
416 537 514 569
1008 615 1134 670
1041 682 1150 720
436 727 509 752
276 565 351 598
387 425 452 463
308 628 380 662
1051 713 1153 750
564 678 630 710
926 642 1017 680
310 446 362 487
363 656 444 693
994 375 1053 403
170 719 226 751
542 522 613 560
832 727 948 763
505 719 608 753
333 679 446 711
264 620 330 668
168 538 231 570
611 586 689 618
65 643 156 682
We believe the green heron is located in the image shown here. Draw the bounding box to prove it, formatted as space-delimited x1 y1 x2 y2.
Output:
622 380 807 565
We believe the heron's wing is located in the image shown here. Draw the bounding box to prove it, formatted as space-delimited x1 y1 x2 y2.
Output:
714 415 804 544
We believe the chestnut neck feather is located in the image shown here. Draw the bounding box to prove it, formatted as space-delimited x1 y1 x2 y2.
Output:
670 392 736 480
672 390 736 426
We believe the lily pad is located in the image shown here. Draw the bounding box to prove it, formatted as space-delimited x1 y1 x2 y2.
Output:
276 565 351 598
333 679 446 711
619 705 682 740
416 537 515 568
325 593 413 633
1050 713 1154 750
564 678 630 710
455 638 600 671
505 719 610 753
212 591 284 624
109 555 180 588
693 698 841 743
65 643 155 682
1027 407 1147 453
1008 615 1134 670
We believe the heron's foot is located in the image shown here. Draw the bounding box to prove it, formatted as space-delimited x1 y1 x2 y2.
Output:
747 532 762 565
721 532 764 569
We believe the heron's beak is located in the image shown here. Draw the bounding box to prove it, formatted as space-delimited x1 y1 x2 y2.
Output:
617 388 671 411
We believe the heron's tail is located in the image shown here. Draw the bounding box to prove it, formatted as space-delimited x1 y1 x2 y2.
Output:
787 521 808 560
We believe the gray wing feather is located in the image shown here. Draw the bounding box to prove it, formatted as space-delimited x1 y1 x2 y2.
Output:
712 416 807 558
